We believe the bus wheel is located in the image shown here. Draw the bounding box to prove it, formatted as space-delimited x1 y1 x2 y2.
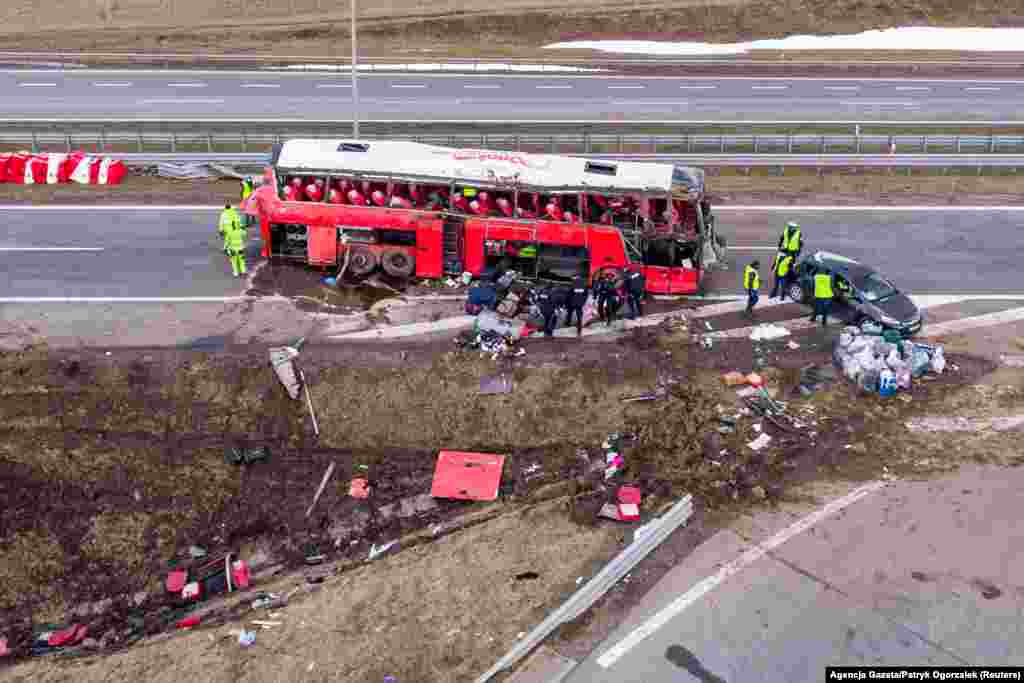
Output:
348 246 379 276
381 248 415 278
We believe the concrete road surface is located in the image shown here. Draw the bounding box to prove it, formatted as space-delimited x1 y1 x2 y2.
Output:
3 70 1024 119
3 207 1022 299
565 465 1024 682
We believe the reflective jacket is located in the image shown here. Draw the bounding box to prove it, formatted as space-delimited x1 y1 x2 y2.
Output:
814 272 834 299
743 265 760 291
241 179 254 201
225 222 246 252
780 225 802 253
218 208 240 237
774 253 794 277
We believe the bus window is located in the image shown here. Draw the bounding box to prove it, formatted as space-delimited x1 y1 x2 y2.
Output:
537 244 589 283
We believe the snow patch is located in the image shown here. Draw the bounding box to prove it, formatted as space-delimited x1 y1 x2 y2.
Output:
545 27 1024 56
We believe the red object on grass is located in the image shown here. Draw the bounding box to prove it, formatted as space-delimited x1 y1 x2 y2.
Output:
617 503 641 521
231 560 251 590
0 636 9 657
166 568 187 594
47 624 86 647
176 615 201 629
430 451 506 501
617 486 642 505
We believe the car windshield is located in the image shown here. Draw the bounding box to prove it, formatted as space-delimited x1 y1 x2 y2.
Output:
859 272 898 302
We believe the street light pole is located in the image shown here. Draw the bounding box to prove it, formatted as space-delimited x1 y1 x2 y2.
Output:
350 0 360 139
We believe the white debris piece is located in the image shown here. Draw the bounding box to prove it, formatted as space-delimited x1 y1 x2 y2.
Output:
750 324 791 341
747 433 773 451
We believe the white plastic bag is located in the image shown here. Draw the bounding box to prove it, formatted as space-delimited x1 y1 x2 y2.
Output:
930 347 946 374
847 337 871 355
885 348 903 369
839 332 854 349
896 368 912 389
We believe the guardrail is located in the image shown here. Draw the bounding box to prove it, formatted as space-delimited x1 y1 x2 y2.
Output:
475 495 694 683
4 120 1024 156
3 50 1024 71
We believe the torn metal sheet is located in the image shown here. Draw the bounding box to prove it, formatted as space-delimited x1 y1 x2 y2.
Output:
430 451 507 501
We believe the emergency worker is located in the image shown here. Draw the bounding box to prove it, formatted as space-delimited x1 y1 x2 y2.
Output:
810 270 835 327
224 214 247 278
625 264 646 319
240 176 254 226
743 259 761 319
770 251 795 300
566 274 589 337
218 203 241 255
536 286 557 338
778 221 803 259
595 272 621 327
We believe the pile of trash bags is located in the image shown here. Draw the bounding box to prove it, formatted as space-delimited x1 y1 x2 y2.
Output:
833 326 945 393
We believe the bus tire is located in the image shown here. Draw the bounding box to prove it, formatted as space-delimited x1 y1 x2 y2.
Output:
381 248 415 278
348 245 379 276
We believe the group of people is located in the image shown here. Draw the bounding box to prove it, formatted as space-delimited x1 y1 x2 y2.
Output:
470 263 648 338
743 221 845 327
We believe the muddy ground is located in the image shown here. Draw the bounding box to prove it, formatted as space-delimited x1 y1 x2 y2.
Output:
0 312 1001 674
1 0 1024 60
4 170 1023 208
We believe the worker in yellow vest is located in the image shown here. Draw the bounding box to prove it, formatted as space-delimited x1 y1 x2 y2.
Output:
770 251 795 300
810 270 835 327
778 221 803 259
218 203 241 254
240 176 255 227
743 260 761 319
224 215 247 278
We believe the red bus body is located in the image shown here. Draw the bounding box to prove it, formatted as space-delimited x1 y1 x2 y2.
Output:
245 141 720 295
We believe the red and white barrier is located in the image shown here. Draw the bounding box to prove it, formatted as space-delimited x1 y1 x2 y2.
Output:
0 151 126 186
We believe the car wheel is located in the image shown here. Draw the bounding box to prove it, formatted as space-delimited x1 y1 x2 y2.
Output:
787 282 806 304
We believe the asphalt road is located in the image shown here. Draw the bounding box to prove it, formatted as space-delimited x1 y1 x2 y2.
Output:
2 207 1023 298
3 70 1024 120
565 466 1024 682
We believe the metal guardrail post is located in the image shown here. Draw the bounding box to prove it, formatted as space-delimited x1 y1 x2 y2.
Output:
241 132 248 153
956 136 961 153
991 135 997 153
754 135 759 153
617 135 623 154
787 135 793 153
137 132 143 153
99 130 105 153
720 135 725 153
31 132 38 154
686 134 692 153
549 136 556 153
584 133 591 154
920 135 926 153
514 135 521 151
65 134 72 154
650 136 656 153
855 134 862 154
207 134 214 153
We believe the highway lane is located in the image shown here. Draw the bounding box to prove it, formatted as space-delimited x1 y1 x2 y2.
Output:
3 70 1024 119
1 207 1023 298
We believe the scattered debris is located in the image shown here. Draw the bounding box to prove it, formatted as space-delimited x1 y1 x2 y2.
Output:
722 371 746 386
799 365 837 396
176 615 200 630
787 341 801 350
621 389 665 403
269 341 319 436
238 630 256 647
368 540 399 561
251 593 286 610
479 374 514 395
834 329 946 393
349 477 371 499
745 373 763 387
514 572 540 581
905 415 1024 433
225 445 270 465
0 637 8 658
747 433 772 451
430 451 507 501
306 462 337 518
188 545 207 559
750 324 790 340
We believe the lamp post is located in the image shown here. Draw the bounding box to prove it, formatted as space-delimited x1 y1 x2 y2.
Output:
350 0 360 139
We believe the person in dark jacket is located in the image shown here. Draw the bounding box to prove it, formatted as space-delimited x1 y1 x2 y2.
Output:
625 264 646 319
595 273 621 327
536 286 558 337
566 274 589 337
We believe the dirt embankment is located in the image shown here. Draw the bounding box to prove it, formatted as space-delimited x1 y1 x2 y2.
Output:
1 0 1024 56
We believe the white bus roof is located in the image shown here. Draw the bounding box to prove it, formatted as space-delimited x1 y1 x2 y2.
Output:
273 139 699 195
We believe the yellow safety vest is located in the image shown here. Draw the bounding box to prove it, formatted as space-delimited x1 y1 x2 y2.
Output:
775 254 793 277
463 187 478 199
218 209 239 236
241 181 253 201
743 265 760 291
814 272 834 299
519 244 537 258
225 222 245 251
783 226 801 252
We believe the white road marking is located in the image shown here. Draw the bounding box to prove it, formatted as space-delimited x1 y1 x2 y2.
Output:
727 246 779 251
463 84 501 89
167 82 207 88
536 85 573 89
241 83 281 88
894 86 931 91
921 305 1024 337
93 82 133 87
607 85 645 89
0 297 260 303
389 83 427 88
965 86 1001 91
840 100 916 106
751 85 788 90
315 83 352 88
824 85 860 90
137 99 226 104
679 85 716 89
0 247 103 252
17 82 57 87
595 480 888 669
